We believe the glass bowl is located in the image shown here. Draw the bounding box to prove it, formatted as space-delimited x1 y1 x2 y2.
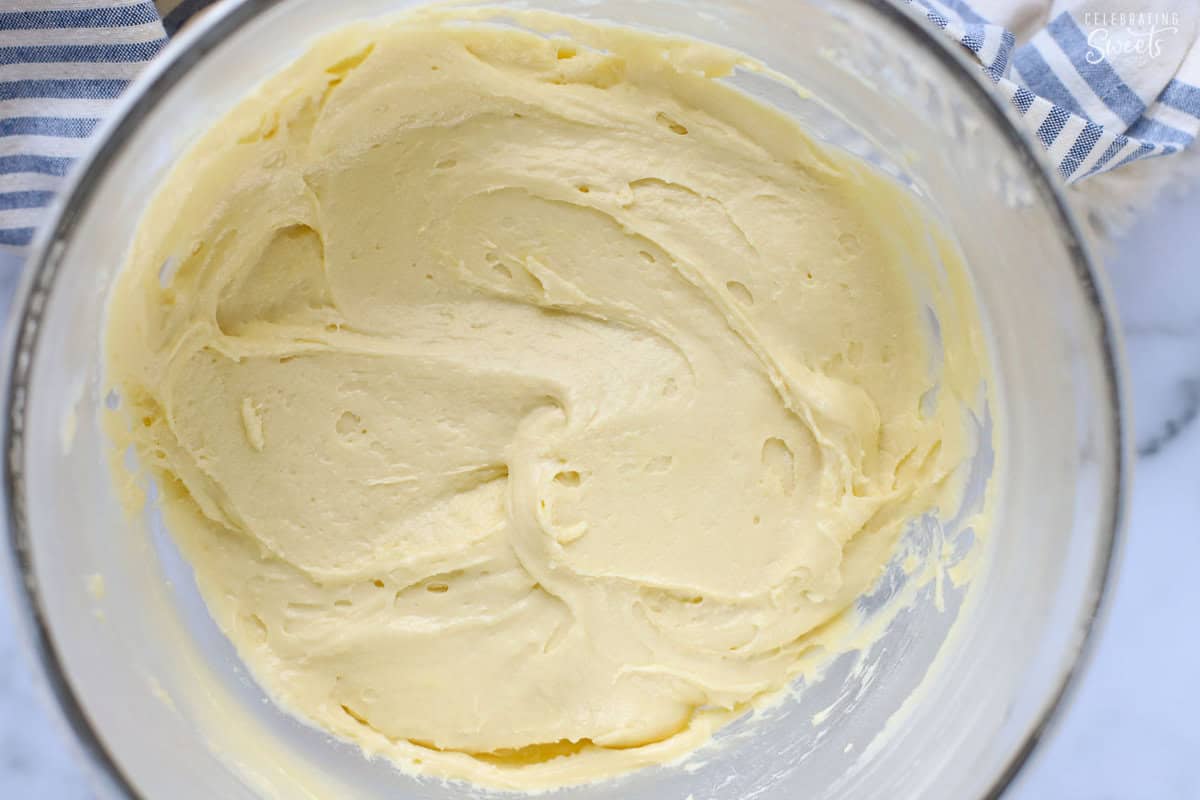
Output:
0 0 1127 798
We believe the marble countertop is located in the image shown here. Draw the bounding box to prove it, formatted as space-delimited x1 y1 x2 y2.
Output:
1 183 1197 798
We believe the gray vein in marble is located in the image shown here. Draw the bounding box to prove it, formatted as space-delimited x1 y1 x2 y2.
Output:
1125 319 1200 338
1122 323 1200 457
1138 377 1200 457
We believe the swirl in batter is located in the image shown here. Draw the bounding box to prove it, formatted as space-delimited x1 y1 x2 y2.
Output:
106 11 987 790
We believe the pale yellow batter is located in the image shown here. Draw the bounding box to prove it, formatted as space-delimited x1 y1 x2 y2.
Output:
106 9 986 791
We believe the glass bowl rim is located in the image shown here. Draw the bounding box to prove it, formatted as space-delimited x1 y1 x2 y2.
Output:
0 0 1129 797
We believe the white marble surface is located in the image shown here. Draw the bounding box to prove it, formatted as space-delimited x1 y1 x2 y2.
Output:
1 181 1198 798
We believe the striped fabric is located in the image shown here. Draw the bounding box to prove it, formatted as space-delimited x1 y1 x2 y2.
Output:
0 1 1196 248
0 0 165 246
910 0 1199 182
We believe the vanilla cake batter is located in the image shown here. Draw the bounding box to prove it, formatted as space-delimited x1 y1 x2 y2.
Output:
105 9 987 790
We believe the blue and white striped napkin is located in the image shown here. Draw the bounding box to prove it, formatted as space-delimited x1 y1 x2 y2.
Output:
909 0 1198 181
0 1 166 247
0 0 1197 248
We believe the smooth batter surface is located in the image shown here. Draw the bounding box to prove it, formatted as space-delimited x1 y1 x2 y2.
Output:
106 10 986 790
